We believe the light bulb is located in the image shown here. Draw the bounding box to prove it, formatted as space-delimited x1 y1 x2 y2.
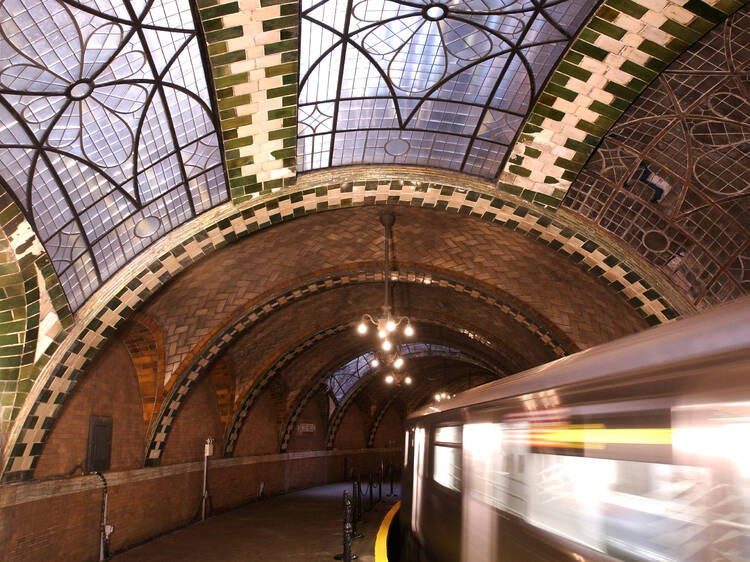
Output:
404 324 414 336
405 376 412 385
385 375 394 384
370 358 379 368
435 393 441 401
378 329 386 339
386 320 396 332
382 340 392 351
394 357 404 369
357 322 367 334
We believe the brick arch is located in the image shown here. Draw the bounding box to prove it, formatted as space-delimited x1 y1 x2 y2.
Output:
324 350 498 450
206 354 236 432
119 315 166 431
281 343 498 453
3 182 684 480
220 314 515 461
141 264 573 462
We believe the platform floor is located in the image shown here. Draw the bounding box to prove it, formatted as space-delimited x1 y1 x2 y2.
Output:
113 482 401 561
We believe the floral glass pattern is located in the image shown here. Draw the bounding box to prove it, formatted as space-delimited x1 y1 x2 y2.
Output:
0 0 228 310
297 0 597 177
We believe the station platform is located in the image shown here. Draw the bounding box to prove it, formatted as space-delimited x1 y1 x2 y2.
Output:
113 482 401 561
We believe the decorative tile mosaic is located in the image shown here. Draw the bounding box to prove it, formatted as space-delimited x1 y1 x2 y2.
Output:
0 192 71 436
564 6 750 308
498 0 745 207
197 0 299 204
2 174 687 481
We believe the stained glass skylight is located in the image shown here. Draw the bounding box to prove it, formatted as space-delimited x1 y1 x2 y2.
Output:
298 0 598 177
0 0 228 310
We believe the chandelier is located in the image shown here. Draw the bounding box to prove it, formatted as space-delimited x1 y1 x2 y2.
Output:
356 212 414 385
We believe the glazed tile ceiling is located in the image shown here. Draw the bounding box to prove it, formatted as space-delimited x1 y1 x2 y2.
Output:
297 0 598 177
564 6 750 308
0 0 228 310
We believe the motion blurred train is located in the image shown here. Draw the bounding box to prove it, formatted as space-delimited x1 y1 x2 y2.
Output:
401 298 750 561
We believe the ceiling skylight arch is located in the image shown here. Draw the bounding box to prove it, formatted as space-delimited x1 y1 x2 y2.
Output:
0 0 229 310
297 0 598 176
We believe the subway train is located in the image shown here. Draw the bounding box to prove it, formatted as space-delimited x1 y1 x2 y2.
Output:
400 298 750 561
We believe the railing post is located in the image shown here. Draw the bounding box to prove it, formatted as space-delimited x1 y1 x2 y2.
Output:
356 475 363 523
334 491 357 560
351 480 363 539
378 463 383 503
368 472 374 511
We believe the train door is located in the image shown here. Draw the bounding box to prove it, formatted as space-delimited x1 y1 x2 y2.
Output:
411 426 426 540
462 423 503 562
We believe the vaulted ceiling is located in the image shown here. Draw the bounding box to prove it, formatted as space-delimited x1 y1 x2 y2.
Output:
0 0 747 482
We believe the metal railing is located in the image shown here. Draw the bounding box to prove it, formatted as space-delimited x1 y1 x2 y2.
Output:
335 461 398 561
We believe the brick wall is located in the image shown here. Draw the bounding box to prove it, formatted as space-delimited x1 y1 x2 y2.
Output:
232 387 279 456
333 404 366 451
286 396 325 453
160 374 224 464
373 408 404 450
33 338 144 479
0 449 395 561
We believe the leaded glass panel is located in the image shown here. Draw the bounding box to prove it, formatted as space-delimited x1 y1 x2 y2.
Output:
298 0 598 177
0 0 228 310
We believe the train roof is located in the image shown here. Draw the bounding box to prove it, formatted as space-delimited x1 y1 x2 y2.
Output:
408 296 750 420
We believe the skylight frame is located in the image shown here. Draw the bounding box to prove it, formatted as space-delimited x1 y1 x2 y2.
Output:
297 0 598 178
0 0 230 310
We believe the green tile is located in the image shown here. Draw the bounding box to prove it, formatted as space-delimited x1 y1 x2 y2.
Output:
268 126 297 140
199 2 239 21
262 15 297 32
683 0 726 22
589 99 621 120
264 38 298 55
546 82 578 102
211 49 245 66
206 25 243 43
638 39 678 62
605 0 648 18
265 61 297 77
589 16 626 39
572 39 609 61
557 61 592 82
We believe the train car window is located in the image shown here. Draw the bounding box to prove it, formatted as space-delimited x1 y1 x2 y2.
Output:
433 424 462 492
435 425 462 444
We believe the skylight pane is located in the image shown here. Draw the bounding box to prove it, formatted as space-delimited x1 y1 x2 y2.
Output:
297 0 599 177
0 0 229 310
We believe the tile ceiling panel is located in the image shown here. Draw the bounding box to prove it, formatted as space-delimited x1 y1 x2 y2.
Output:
564 6 750 309
0 0 228 310
297 0 599 177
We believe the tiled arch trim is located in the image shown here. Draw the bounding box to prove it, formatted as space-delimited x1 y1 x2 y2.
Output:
3 172 689 481
220 313 513 461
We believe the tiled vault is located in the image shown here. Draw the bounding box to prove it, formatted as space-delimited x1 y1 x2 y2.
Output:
564 6 750 308
3 0 749 483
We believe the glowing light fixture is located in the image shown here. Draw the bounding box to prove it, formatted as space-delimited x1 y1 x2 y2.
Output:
354 212 414 386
